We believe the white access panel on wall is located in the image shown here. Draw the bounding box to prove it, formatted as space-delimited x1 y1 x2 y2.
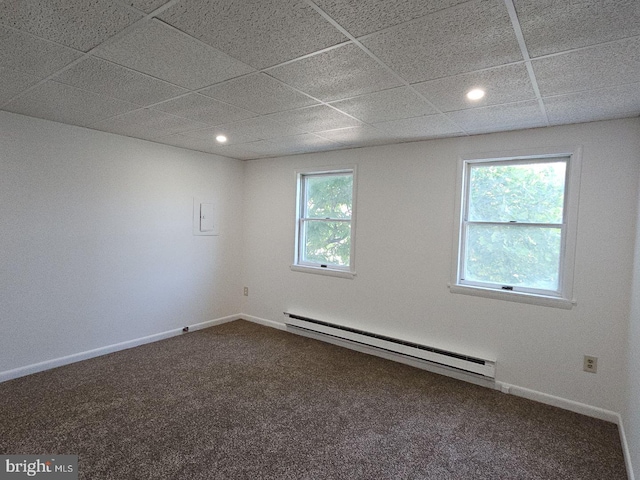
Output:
200 203 214 232
193 198 219 236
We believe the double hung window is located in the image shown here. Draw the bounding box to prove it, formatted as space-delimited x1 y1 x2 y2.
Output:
292 168 356 278
452 150 580 308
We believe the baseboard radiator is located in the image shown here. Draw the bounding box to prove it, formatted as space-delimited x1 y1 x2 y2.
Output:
284 313 496 378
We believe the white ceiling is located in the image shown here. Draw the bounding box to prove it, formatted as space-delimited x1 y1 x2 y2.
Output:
1 0 639 160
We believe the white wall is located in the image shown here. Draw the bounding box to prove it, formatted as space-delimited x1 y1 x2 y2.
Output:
241 118 640 414
0 112 244 373
626 135 640 477
3 110 639 457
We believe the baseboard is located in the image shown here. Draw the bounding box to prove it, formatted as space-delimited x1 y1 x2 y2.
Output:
496 382 635 480
240 313 287 331
495 382 619 424
617 414 636 480
495 383 636 478
4 312 634 480
245 314 626 426
224 315 635 479
189 314 242 332
298 325 496 389
0 314 241 383
493 382 635 478
242 313 495 388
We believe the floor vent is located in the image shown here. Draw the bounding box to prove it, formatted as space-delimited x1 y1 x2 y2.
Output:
284 313 496 378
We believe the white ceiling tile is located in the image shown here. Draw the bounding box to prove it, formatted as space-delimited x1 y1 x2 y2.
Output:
533 37 640 97
156 136 263 159
315 125 403 147
207 117 306 141
182 127 261 146
228 140 287 158
237 136 343 157
159 0 347 70
214 146 265 160
0 67 41 105
268 133 344 151
153 133 235 155
445 100 547 134
413 64 536 112
514 0 640 58
95 20 255 89
266 105 363 133
90 108 209 140
127 0 168 13
152 94 256 126
544 83 640 126
0 26 82 78
199 73 317 115
361 0 522 84
0 0 638 159
372 114 464 139
52 56 189 106
3 81 138 126
156 139 267 159
329 87 437 123
0 0 142 52
314 0 469 37
186 117 306 145
268 43 402 102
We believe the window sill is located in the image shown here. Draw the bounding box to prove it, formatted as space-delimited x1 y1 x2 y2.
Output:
449 284 575 309
290 264 356 279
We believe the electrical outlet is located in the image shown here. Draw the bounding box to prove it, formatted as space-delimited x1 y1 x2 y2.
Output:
243 287 249 296
583 355 597 373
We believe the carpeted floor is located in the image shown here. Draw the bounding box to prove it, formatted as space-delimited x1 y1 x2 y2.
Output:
0 320 627 479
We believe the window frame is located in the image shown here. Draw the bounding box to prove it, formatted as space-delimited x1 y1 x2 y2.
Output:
291 166 357 279
450 147 582 309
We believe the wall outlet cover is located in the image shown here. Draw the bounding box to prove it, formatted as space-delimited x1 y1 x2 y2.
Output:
583 355 597 373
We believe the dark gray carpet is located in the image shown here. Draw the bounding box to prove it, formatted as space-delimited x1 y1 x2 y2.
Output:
0 320 627 479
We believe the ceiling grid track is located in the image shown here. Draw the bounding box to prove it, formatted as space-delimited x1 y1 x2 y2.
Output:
503 0 550 126
0 0 182 110
1 0 639 158
302 0 472 136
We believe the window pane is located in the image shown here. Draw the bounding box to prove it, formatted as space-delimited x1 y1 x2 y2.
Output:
464 224 561 291
303 221 350 266
305 174 352 219
468 161 566 223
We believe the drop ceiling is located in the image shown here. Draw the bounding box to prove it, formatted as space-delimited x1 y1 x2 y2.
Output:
1 0 639 160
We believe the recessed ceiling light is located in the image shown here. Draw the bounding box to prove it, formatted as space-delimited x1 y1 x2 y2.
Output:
466 88 485 101
215 135 227 143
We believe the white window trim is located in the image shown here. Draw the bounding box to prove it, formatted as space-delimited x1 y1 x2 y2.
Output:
291 165 357 279
450 146 582 309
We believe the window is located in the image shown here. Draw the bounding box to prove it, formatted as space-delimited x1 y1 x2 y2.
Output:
451 149 581 308
292 168 356 278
